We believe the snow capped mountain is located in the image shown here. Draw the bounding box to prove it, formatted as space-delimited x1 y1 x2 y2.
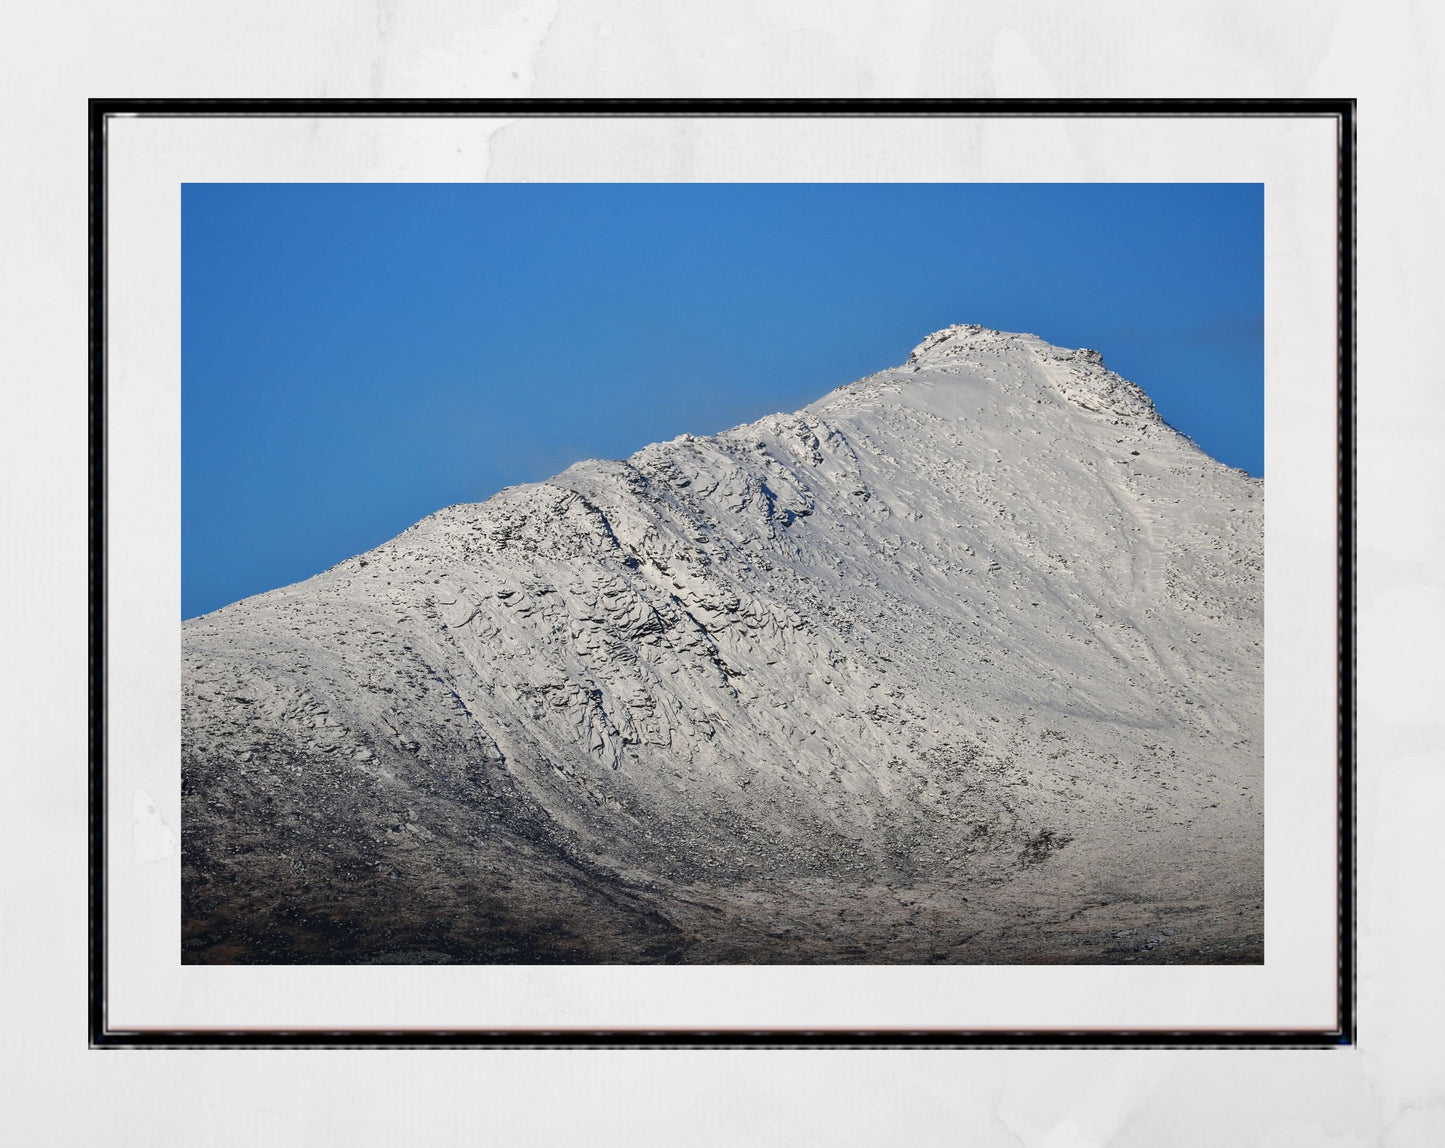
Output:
182 325 1263 964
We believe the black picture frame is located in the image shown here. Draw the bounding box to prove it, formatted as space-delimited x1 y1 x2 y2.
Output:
89 97 1355 1049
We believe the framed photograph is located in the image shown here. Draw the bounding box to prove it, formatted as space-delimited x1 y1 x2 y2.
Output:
91 98 1353 1047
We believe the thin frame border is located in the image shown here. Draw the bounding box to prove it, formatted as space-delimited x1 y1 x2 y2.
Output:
88 97 1356 1050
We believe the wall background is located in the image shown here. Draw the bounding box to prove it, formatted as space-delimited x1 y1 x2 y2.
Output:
2 2 1439 1144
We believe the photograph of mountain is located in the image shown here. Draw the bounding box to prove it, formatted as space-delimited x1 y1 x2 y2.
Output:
180 183 1263 964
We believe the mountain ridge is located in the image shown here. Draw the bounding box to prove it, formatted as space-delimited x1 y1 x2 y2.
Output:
182 325 1263 965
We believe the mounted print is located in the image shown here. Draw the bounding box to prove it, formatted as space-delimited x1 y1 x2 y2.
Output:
91 100 1353 1046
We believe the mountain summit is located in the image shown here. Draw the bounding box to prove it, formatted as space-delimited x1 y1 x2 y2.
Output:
183 326 1263 964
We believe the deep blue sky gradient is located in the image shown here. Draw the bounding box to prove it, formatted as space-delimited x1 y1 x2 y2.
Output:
182 182 1262 619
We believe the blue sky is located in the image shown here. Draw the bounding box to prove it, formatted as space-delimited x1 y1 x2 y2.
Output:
182 182 1262 619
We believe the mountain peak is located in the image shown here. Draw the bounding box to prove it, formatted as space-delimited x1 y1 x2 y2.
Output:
906 323 1042 366
906 323 1112 373
806 325 1158 430
181 322 1263 966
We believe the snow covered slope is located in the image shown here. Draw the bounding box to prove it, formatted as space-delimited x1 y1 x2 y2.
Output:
182 324 1263 964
